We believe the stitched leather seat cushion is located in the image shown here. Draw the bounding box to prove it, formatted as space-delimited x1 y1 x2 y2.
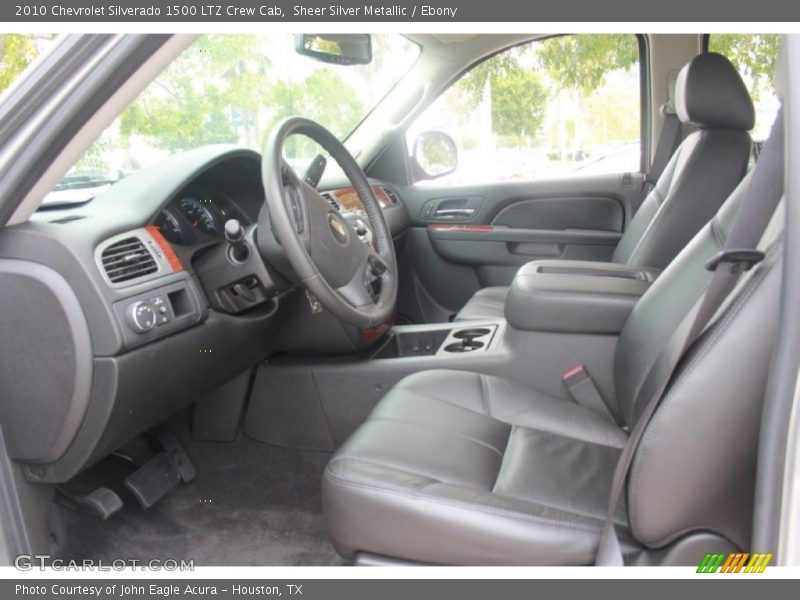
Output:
322 369 636 565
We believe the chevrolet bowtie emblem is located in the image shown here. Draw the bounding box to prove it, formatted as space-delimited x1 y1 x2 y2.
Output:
328 214 349 244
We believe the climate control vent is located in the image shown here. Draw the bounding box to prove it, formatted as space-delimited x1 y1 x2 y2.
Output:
322 192 341 211
100 237 157 284
381 186 400 205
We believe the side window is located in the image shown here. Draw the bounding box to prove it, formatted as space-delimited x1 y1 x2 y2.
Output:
0 34 58 94
406 34 641 185
707 34 780 143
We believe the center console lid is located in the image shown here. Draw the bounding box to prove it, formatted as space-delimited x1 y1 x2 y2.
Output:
506 260 659 334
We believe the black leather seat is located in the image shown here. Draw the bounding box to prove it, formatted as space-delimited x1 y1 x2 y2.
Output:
323 370 633 565
322 172 783 564
455 52 755 322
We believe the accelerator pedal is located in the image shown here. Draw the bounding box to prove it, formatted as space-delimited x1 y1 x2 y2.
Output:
123 453 182 509
56 486 123 520
123 430 196 508
154 429 196 483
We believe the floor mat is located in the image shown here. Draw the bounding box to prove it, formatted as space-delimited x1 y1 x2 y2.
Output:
57 432 344 566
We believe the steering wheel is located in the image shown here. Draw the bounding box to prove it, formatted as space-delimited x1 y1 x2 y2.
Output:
257 117 397 328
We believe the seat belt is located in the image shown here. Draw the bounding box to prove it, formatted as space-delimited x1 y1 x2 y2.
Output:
644 103 684 191
562 364 618 424
595 107 785 566
752 139 763 164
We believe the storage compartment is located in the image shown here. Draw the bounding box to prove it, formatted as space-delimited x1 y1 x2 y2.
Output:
505 259 659 334
372 327 450 358
536 265 650 280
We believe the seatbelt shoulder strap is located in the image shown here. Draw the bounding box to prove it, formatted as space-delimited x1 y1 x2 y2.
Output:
646 105 683 187
595 107 785 566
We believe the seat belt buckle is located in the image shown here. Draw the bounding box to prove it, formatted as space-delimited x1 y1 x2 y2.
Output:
562 365 616 423
563 364 590 387
705 248 765 273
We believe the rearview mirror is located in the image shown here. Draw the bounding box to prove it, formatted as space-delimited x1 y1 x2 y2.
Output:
412 131 458 180
294 34 372 66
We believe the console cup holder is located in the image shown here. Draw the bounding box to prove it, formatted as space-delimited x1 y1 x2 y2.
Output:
435 323 498 355
452 328 492 340
444 340 484 353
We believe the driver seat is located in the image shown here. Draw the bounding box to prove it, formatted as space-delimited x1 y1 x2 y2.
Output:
321 168 784 564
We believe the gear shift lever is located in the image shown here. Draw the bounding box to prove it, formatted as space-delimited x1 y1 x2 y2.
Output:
225 219 249 263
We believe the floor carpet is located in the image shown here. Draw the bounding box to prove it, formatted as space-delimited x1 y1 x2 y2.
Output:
57 428 344 566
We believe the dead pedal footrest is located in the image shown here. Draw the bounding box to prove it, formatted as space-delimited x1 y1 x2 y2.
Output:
123 453 182 508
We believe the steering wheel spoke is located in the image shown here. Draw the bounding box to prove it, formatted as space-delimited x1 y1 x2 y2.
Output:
336 275 376 308
334 246 385 307
367 248 389 278
282 183 311 252
280 164 312 251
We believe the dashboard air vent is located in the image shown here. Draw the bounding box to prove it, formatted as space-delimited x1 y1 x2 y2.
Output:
101 237 157 284
322 192 341 211
381 187 400 205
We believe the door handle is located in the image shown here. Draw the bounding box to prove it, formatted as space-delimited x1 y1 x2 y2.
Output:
435 208 476 218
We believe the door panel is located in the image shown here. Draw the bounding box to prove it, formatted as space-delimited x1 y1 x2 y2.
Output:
492 196 624 231
386 33 646 323
393 173 644 323
427 225 622 267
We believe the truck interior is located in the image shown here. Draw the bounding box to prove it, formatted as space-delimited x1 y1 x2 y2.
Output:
0 32 797 567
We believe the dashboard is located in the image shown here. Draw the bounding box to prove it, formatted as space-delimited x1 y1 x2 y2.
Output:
323 185 401 217
0 146 410 484
153 179 402 248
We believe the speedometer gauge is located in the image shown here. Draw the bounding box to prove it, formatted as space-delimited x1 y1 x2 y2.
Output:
154 209 191 245
180 196 221 236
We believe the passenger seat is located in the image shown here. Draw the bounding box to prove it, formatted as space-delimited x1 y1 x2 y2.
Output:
455 52 754 321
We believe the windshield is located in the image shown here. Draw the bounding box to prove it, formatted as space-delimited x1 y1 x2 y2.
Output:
44 34 419 205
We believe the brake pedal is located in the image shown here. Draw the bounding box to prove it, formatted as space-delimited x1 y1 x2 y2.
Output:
56 486 123 520
124 453 181 509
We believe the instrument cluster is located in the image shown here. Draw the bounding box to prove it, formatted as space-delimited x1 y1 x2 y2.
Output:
154 191 244 246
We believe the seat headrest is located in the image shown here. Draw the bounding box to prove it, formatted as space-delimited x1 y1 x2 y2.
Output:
675 52 755 130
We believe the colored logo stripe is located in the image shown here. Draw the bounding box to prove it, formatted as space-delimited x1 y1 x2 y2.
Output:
697 553 726 573
745 553 773 573
697 552 772 573
720 553 748 573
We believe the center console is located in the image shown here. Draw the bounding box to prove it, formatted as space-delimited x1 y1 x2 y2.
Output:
244 259 659 453
505 259 658 334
